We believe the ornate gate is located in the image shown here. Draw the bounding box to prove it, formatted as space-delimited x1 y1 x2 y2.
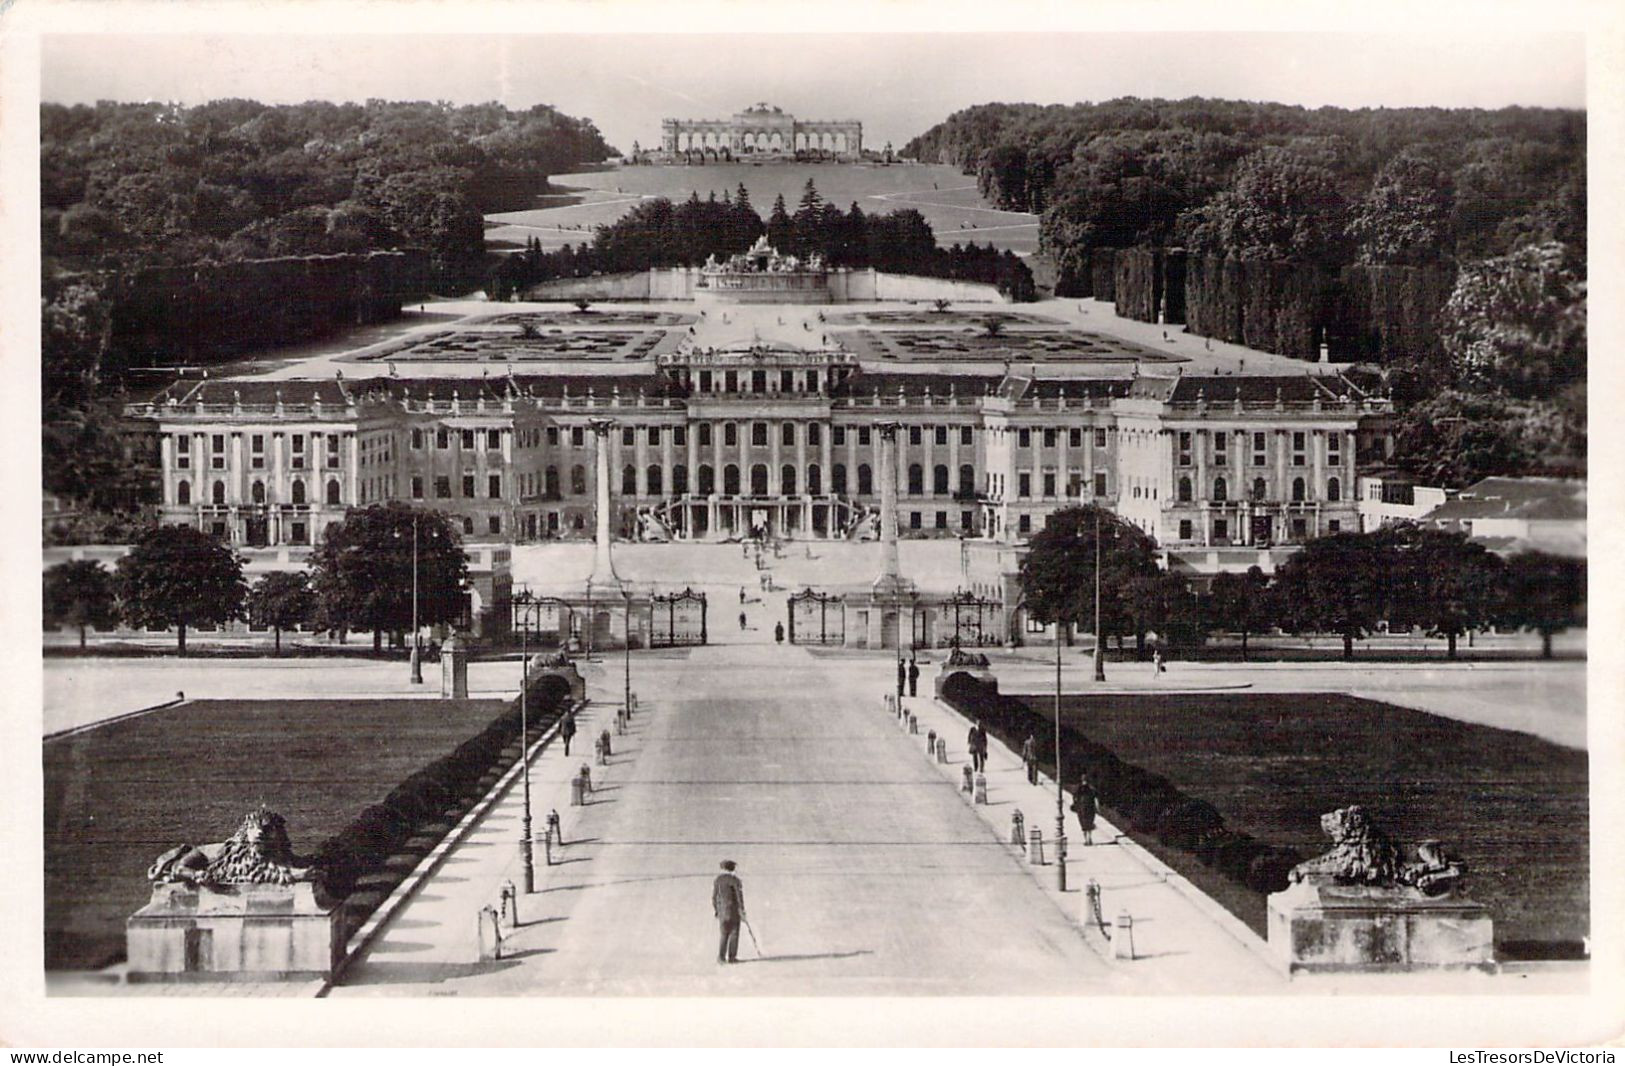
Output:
650 588 708 647
512 589 577 649
787 588 845 646
941 590 1002 648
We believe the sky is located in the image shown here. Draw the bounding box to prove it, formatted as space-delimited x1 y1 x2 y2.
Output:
40 32 1586 155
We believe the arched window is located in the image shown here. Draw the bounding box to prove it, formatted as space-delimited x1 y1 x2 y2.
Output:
326 479 341 505
673 464 688 495
545 466 559 497
699 464 715 495
1213 477 1227 502
959 464 975 496
1178 477 1192 502
750 464 769 496
724 464 740 495
933 465 949 496
781 464 797 496
571 465 586 495
251 480 265 504
290 479 306 505
622 464 636 496
807 464 822 495
1252 478 1267 502
212 481 227 505
1327 476 1341 502
176 480 191 505
646 465 663 496
1292 477 1306 502
858 464 873 495
907 464 924 496
832 464 847 494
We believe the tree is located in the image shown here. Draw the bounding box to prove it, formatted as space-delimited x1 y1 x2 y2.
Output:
1270 529 1398 660
247 570 316 656
1391 527 1504 659
1205 566 1271 660
1177 144 1351 264
1500 551 1585 659
1347 151 1455 266
44 560 117 649
766 193 793 253
1441 240 1586 400
309 503 468 651
1018 504 1160 679
1123 571 1204 654
114 526 248 655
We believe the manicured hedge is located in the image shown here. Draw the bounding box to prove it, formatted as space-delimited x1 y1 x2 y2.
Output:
314 672 572 898
940 673 1300 897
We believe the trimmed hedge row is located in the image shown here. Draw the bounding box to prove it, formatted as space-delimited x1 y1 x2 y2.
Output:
313 672 572 898
940 672 1301 896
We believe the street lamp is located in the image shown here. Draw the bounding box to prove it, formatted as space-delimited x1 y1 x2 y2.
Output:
519 612 535 892
1093 508 1106 684
409 514 422 684
622 588 633 717
1055 611 1068 892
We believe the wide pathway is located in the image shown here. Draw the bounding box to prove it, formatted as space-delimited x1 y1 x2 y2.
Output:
334 644 1120 995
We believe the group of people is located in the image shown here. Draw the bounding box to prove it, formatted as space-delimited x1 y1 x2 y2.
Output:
895 656 921 698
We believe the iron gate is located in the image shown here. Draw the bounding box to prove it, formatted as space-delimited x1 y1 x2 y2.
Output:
787 588 845 646
941 590 1002 648
650 587 708 647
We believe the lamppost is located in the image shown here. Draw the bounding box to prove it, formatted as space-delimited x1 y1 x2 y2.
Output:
409 514 423 684
622 588 633 716
519 611 535 892
1093 508 1106 683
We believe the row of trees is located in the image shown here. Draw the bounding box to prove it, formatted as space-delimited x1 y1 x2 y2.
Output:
487 179 1037 301
43 504 469 655
1018 505 1585 664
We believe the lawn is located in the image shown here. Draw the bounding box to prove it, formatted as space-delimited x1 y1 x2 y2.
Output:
483 162 1040 255
43 697 510 970
1010 692 1589 958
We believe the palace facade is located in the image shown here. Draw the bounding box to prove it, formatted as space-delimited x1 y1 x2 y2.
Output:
660 103 862 160
125 349 1394 560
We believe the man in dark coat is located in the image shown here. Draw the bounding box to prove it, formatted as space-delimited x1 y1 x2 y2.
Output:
712 859 746 963
1021 733 1038 785
1071 777 1099 846
896 658 906 699
907 657 920 697
967 720 989 773
560 708 578 756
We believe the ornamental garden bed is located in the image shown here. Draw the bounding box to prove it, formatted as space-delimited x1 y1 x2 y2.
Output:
942 678 1587 959
43 680 571 971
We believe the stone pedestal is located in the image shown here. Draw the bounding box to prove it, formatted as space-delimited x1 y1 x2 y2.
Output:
534 657 586 704
934 663 998 699
127 882 341 981
1267 878 1496 976
441 633 469 698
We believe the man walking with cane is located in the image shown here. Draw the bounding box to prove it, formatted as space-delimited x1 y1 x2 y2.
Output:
907 656 920 698
712 859 745 964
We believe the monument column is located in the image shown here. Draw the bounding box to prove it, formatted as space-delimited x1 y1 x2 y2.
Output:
588 418 622 589
876 422 903 583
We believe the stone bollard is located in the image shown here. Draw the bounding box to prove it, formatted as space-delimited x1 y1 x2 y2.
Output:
580 763 593 792
927 728 937 754
499 880 518 929
936 738 948 764
546 809 562 846
477 904 503 962
1028 827 1045 865
1011 810 1026 845
617 707 627 735
1113 911 1135 960
974 772 988 804
908 714 918 735
600 728 613 758
961 764 975 793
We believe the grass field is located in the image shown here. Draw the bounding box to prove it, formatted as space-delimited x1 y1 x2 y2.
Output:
43 697 509 970
1010 692 1589 957
484 162 1039 255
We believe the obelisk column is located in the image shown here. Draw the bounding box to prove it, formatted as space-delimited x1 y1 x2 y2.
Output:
588 417 622 588
875 421 902 585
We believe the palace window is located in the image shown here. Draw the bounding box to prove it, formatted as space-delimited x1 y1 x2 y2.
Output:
781 465 796 495
752 370 767 393
935 511 947 530
1043 472 1056 498
1292 518 1308 539
673 465 688 494
548 427 560 446
910 427 922 446
908 464 924 495
910 512 922 530
1213 478 1227 502
1070 428 1082 448
1253 432 1267 466
1094 472 1107 496
326 480 341 505
959 464 975 496
622 465 637 495
462 430 475 450
752 422 768 447
858 427 871 447
1178 477 1192 502
210 435 226 470
412 476 424 499
724 465 741 495
933 465 950 495
1018 473 1031 498
961 511 973 531
1044 429 1056 449
962 426 974 446
725 423 738 447
1252 478 1267 502
463 475 476 498
571 465 586 495
807 464 821 495
1328 520 1341 533
252 480 265 504
858 464 873 495
675 426 687 447
1212 519 1228 540
622 427 635 447
648 427 660 446
1019 515 1031 535
647 466 663 495
290 480 306 505
327 435 340 468
436 476 451 499
1214 432 1227 466
1293 432 1307 466
463 517 475 535
725 371 738 392
1095 429 1107 448
781 370 795 392
489 516 502 535
489 474 502 499
1327 477 1341 502
935 426 948 446
1179 519 1193 540
1292 477 1307 502
699 465 714 495
1018 429 1031 449
782 422 796 446
571 427 584 447
699 371 713 393
545 467 559 497
833 464 847 494
808 424 821 446
697 424 712 447
251 435 265 469
176 480 191 505
488 430 501 450
751 464 769 495
833 427 846 446
437 429 450 450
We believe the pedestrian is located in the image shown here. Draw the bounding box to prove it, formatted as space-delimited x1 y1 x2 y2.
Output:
1071 777 1099 846
896 658 907 699
561 707 577 756
739 611 747 631
907 656 920 697
740 586 747 604
967 719 989 773
774 621 785 644
1153 648 1165 676
712 859 746 964
1021 733 1038 785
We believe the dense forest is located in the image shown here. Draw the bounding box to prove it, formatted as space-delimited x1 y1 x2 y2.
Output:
488 179 1036 301
905 98 1586 484
41 98 615 514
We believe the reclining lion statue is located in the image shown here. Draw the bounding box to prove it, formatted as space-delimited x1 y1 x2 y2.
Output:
147 807 319 888
1288 805 1467 896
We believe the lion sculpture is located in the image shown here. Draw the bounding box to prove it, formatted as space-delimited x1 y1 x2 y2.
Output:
1289 805 1466 896
147 807 319 888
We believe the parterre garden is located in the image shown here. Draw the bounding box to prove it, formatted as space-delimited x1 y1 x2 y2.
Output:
943 679 1587 959
839 329 1184 363
358 328 678 362
43 679 572 970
